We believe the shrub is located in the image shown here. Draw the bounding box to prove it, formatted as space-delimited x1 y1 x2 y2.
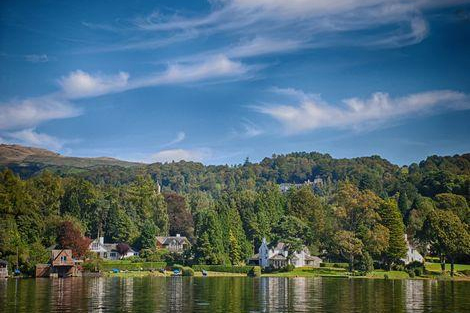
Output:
101 261 166 271
320 262 349 269
182 267 194 276
284 264 295 272
192 265 254 274
248 266 261 277
83 258 103 272
405 261 424 277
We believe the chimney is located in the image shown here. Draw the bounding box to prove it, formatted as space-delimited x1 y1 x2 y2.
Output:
99 237 104 245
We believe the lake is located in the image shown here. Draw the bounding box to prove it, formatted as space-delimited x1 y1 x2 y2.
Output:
1 277 469 312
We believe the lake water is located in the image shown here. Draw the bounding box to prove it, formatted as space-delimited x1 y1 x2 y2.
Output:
1 277 469 312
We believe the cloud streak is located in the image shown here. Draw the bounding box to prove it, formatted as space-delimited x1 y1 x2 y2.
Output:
255 88 469 134
151 148 212 163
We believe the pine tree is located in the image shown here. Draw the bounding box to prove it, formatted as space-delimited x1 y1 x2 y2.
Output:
229 230 242 265
378 199 407 269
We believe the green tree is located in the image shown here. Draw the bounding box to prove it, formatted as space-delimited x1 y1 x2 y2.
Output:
334 230 364 272
228 231 242 265
377 199 407 269
423 210 470 276
193 209 225 264
140 220 158 250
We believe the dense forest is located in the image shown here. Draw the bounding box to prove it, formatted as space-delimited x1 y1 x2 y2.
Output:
1 148 469 275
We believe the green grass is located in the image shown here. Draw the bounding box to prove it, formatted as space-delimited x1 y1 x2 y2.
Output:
263 267 349 278
367 270 409 279
425 262 470 273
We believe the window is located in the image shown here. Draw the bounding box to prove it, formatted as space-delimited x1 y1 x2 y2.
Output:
103 252 108 258
60 256 67 263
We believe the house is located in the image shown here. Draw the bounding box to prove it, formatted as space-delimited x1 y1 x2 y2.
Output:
279 178 324 193
0 260 8 278
401 234 424 265
251 238 322 269
36 249 80 278
156 234 190 253
89 237 138 260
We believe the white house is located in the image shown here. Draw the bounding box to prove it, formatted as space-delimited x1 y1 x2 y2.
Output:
254 238 322 269
401 234 424 265
156 234 190 253
89 237 138 260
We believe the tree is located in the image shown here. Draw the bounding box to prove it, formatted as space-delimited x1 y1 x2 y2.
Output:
334 230 364 272
126 175 169 234
57 221 91 258
434 193 469 225
228 231 242 265
423 210 470 276
140 220 158 250
377 199 407 269
165 193 194 239
193 209 225 264
116 243 131 257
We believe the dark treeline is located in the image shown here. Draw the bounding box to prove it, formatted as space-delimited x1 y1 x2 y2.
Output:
1 152 469 275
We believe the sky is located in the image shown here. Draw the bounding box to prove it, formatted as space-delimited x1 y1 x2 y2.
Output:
1 0 470 166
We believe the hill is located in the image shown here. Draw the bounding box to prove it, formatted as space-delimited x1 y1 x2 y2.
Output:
0 144 142 171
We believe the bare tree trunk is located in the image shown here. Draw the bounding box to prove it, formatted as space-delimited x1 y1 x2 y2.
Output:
440 255 446 273
450 257 455 277
349 255 354 272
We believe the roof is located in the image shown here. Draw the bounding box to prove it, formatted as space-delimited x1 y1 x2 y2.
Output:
269 253 287 261
249 253 259 261
156 236 190 245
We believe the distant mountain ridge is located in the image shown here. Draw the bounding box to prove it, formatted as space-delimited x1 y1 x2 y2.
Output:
0 144 141 169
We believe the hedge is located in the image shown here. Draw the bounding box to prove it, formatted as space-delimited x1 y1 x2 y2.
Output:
192 265 254 274
320 262 349 269
248 266 261 277
101 261 166 271
182 267 195 276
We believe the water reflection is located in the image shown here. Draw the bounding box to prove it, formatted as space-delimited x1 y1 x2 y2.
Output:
1 277 469 313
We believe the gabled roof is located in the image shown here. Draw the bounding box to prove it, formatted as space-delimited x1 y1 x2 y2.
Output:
269 253 287 261
156 236 190 245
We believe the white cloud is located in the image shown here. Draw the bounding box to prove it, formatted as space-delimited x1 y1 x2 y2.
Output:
135 55 249 87
151 148 212 163
125 0 459 55
0 96 81 131
59 70 130 99
256 89 469 134
162 131 186 147
57 55 251 99
5 128 64 150
24 54 49 63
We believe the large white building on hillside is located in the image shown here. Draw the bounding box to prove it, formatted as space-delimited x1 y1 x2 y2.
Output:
251 238 322 269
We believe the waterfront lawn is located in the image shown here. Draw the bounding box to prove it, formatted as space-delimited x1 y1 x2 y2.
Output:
367 270 409 279
263 267 349 277
425 262 470 273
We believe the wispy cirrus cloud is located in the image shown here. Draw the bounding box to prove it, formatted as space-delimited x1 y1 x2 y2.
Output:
58 55 251 99
3 128 65 150
1 54 250 151
161 131 186 148
0 96 81 131
24 54 49 63
151 148 212 163
255 88 470 134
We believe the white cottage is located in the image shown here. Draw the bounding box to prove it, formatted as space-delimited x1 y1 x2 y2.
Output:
401 234 424 265
254 238 322 269
89 237 138 260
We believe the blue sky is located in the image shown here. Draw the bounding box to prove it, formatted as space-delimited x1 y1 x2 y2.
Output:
1 0 470 165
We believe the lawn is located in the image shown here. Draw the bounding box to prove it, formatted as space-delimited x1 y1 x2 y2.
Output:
367 270 409 279
263 267 349 278
425 262 470 273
